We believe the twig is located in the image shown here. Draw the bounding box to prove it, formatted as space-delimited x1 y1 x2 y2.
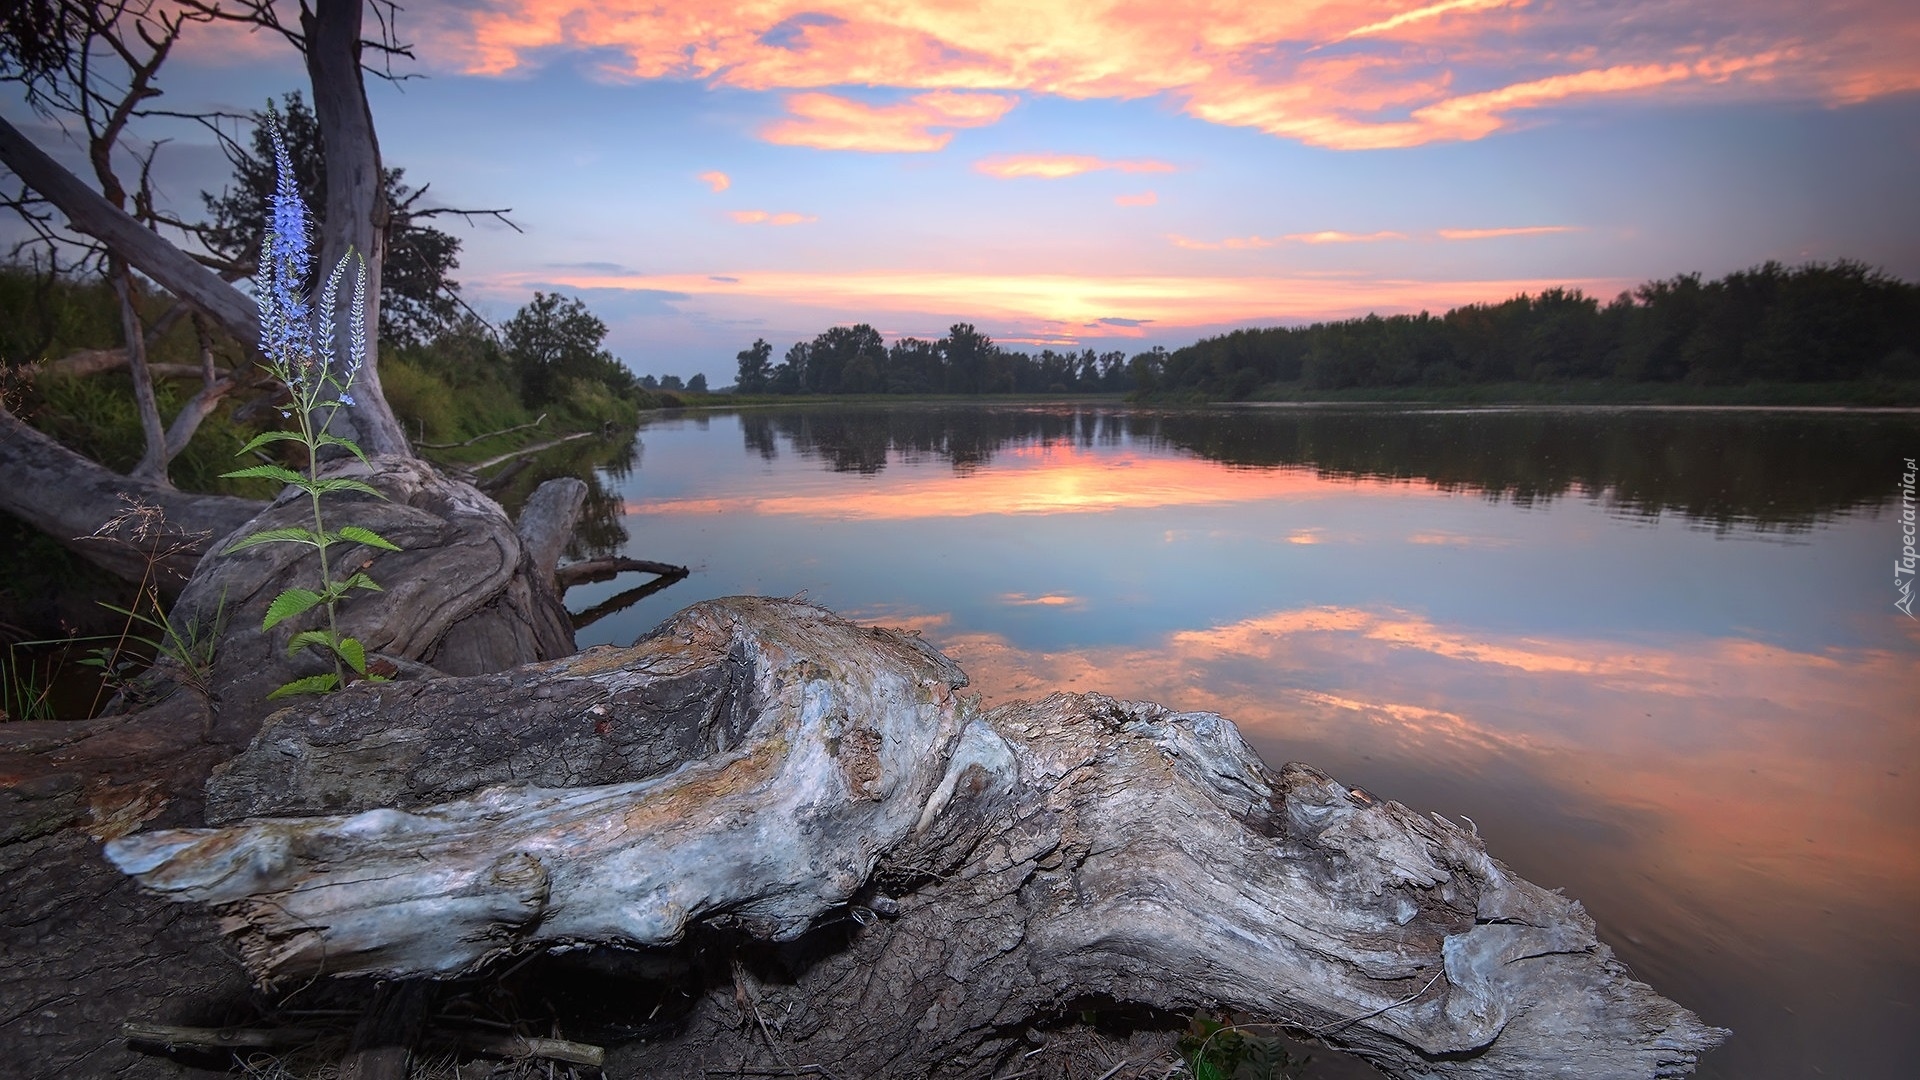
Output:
416 413 547 449
1311 969 1445 1035
463 431 595 473
123 1022 320 1050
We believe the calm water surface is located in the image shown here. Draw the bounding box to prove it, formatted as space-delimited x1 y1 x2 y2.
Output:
569 404 1920 1079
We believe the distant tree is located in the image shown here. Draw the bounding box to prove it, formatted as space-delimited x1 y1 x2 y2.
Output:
807 324 884 394
941 323 994 394
687 372 708 393
503 291 618 406
639 374 659 390
734 338 772 392
660 374 684 391
886 337 941 393
773 341 808 394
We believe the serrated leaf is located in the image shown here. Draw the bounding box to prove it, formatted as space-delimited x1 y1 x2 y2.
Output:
220 463 307 486
267 673 340 699
234 429 306 457
286 629 335 657
309 477 383 498
340 572 383 593
224 526 323 554
335 525 401 551
337 636 367 676
262 588 324 631
314 433 371 466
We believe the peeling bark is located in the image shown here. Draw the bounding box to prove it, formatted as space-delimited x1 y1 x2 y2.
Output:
106 597 1728 1079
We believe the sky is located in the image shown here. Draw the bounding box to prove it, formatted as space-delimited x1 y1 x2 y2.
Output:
5 0 1920 383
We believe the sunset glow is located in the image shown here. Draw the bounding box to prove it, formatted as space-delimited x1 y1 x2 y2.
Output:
81 0 1920 377
625 448 1406 520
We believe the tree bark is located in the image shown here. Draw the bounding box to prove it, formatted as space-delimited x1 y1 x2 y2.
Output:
105 597 1729 1080
164 461 581 730
0 403 264 587
298 0 409 458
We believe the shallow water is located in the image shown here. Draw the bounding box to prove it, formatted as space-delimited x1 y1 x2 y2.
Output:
571 403 1920 1078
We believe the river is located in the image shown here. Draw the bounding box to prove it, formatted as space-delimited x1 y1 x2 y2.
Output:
564 402 1920 1079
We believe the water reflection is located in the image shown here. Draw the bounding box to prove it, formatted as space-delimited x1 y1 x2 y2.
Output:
588 404 1920 1079
736 405 1913 530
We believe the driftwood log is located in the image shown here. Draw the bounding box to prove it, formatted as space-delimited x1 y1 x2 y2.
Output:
168 458 580 728
106 596 1728 1079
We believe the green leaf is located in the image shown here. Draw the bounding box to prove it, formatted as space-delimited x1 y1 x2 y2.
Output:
314 433 371 466
339 572 384 593
267 673 340 699
285 629 335 657
335 525 401 551
221 463 307 486
309 477 383 498
223 527 322 554
337 636 367 676
263 588 324 631
234 430 306 457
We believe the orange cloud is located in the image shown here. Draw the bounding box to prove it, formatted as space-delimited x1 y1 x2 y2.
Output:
1437 225 1582 240
762 90 1018 152
698 170 731 192
421 2 1919 151
1168 234 1280 251
729 209 818 225
998 592 1084 608
1330 0 1524 44
1285 229 1409 244
1114 191 1158 207
975 154 1176 179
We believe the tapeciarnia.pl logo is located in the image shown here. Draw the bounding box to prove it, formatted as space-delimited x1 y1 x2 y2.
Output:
1898 457 1917 619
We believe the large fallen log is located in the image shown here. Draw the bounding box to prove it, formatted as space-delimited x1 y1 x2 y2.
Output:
105 597 1727 1079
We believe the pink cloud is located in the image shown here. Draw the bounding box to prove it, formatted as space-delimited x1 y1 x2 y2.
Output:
423 2 1918 151
1438 225 1582 239
729 210 818 226
761 90 1018 152
975 154 1176 179
1285 229 1409 243
698 170 731 192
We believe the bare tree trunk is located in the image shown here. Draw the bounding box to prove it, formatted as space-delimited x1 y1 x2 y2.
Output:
106 597 1729 1080
299 0 409 458
109 264 172 486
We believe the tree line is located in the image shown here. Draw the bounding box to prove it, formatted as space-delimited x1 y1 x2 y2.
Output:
733 323 1135 396
732 262 1919 399
1155 261 1920 397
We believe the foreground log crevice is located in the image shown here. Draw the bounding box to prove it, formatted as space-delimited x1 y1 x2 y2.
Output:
100 597 1728 1079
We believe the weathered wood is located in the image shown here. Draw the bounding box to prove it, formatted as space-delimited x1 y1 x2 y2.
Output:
0 403 265 587
168 456 576 728
556 555 692 588
515 476 587 579
297 0 411 458
106 597 1727 1079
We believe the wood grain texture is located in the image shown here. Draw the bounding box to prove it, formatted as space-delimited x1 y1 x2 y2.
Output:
107 597 1727 1079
